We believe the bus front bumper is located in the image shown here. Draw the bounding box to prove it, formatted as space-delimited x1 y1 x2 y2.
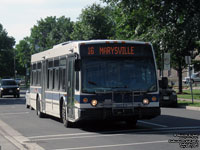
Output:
79 107 161 121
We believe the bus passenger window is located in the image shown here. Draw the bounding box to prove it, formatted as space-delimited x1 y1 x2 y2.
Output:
49 69 53 90
47 69 50 89
53 69 55 89
75 72 79 91
55 69 59 90
62 69 66 90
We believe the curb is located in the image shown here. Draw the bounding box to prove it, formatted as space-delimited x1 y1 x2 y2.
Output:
0 119 45 150
178 98 200 111
178 105 200 111
186 106 200 111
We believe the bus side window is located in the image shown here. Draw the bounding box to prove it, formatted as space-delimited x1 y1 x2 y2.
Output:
62 69 66 90
47 69 50 89
49 69 53 90
59 68 62 90
58 68 66 91
52 69 55 89
55 69 59 90
75 72 79 91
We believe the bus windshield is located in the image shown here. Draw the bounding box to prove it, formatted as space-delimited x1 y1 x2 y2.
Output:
81 57 157 93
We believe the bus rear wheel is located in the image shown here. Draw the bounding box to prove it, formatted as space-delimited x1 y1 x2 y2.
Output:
62 101 73 128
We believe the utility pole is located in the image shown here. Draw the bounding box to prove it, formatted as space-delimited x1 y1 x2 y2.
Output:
185 56 194 104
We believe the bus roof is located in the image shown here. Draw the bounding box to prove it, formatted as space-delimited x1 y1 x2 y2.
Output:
31 40 151 63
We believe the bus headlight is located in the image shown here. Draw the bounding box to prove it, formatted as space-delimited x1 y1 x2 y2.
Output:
91 99 98 107
17 88 20 91
0 88 3 91
143 98 150 105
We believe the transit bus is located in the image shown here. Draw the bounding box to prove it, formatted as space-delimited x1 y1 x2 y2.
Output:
27 40 160 127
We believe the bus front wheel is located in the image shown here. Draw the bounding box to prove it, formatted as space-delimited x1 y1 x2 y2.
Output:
62 101 73 128
126 119 137 128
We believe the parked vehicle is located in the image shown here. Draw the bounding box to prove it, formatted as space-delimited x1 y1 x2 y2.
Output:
159 77 177 107
15 78 22 85
0 79 20 98
183 72 200 84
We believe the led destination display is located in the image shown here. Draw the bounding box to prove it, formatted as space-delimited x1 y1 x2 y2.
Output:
80 43 153 57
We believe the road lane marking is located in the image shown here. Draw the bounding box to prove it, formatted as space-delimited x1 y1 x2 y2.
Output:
53 140 168 150
0 112 29 115
138 120 168 128
28 132 96 139
30 133 126 141
28 126 200 142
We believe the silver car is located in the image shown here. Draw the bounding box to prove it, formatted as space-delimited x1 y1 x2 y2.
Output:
183 72 200 84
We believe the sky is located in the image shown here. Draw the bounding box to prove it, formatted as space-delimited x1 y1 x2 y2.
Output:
0 0 102 44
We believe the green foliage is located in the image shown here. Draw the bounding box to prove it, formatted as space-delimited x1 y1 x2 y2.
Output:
15 37 31 75
102 0 200 93
0 23 15 78
30 16 73 53
71 4 115 40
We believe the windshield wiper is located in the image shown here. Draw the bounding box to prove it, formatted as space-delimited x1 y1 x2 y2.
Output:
108 85 128 89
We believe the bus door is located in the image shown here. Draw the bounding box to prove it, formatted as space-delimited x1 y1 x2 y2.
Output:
41 60 46 111
112 92 134 116
67 55 75 119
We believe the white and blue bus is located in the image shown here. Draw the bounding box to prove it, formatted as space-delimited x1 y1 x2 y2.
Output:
27 40 160 127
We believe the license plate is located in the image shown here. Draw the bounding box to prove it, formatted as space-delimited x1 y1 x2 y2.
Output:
163 96 169 100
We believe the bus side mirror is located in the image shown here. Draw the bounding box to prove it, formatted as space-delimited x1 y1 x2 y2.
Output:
75 59 81 71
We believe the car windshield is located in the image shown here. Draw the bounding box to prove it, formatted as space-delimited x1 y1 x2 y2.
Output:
1 80 17 86
81 57 157 93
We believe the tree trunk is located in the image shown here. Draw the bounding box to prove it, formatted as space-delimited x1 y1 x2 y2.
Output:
178 61 183 93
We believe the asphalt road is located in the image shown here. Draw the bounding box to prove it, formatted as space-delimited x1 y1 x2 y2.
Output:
0 94 200 150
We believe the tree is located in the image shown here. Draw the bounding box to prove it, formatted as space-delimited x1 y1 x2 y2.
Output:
30 16 73 53
15 37 32 76
0 23 15 78
71 4 115 40
102 0 200 93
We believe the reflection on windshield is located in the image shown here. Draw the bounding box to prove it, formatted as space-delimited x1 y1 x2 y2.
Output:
82 58 157 93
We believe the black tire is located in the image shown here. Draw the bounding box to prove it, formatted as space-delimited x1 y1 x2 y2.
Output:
17 94 20 98
126 119 137 128
26 104 30 109
61 101 73 128
36 98 45 118
30 106 34 110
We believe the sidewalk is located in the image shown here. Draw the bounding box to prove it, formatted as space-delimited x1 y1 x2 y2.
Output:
0 119 44 150
0 132 19 150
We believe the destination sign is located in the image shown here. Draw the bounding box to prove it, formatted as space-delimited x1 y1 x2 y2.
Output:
80 43 153 57
88 46 134 55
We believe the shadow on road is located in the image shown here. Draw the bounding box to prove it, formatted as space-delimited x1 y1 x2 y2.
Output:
77 115 200 135
0 97 25 105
